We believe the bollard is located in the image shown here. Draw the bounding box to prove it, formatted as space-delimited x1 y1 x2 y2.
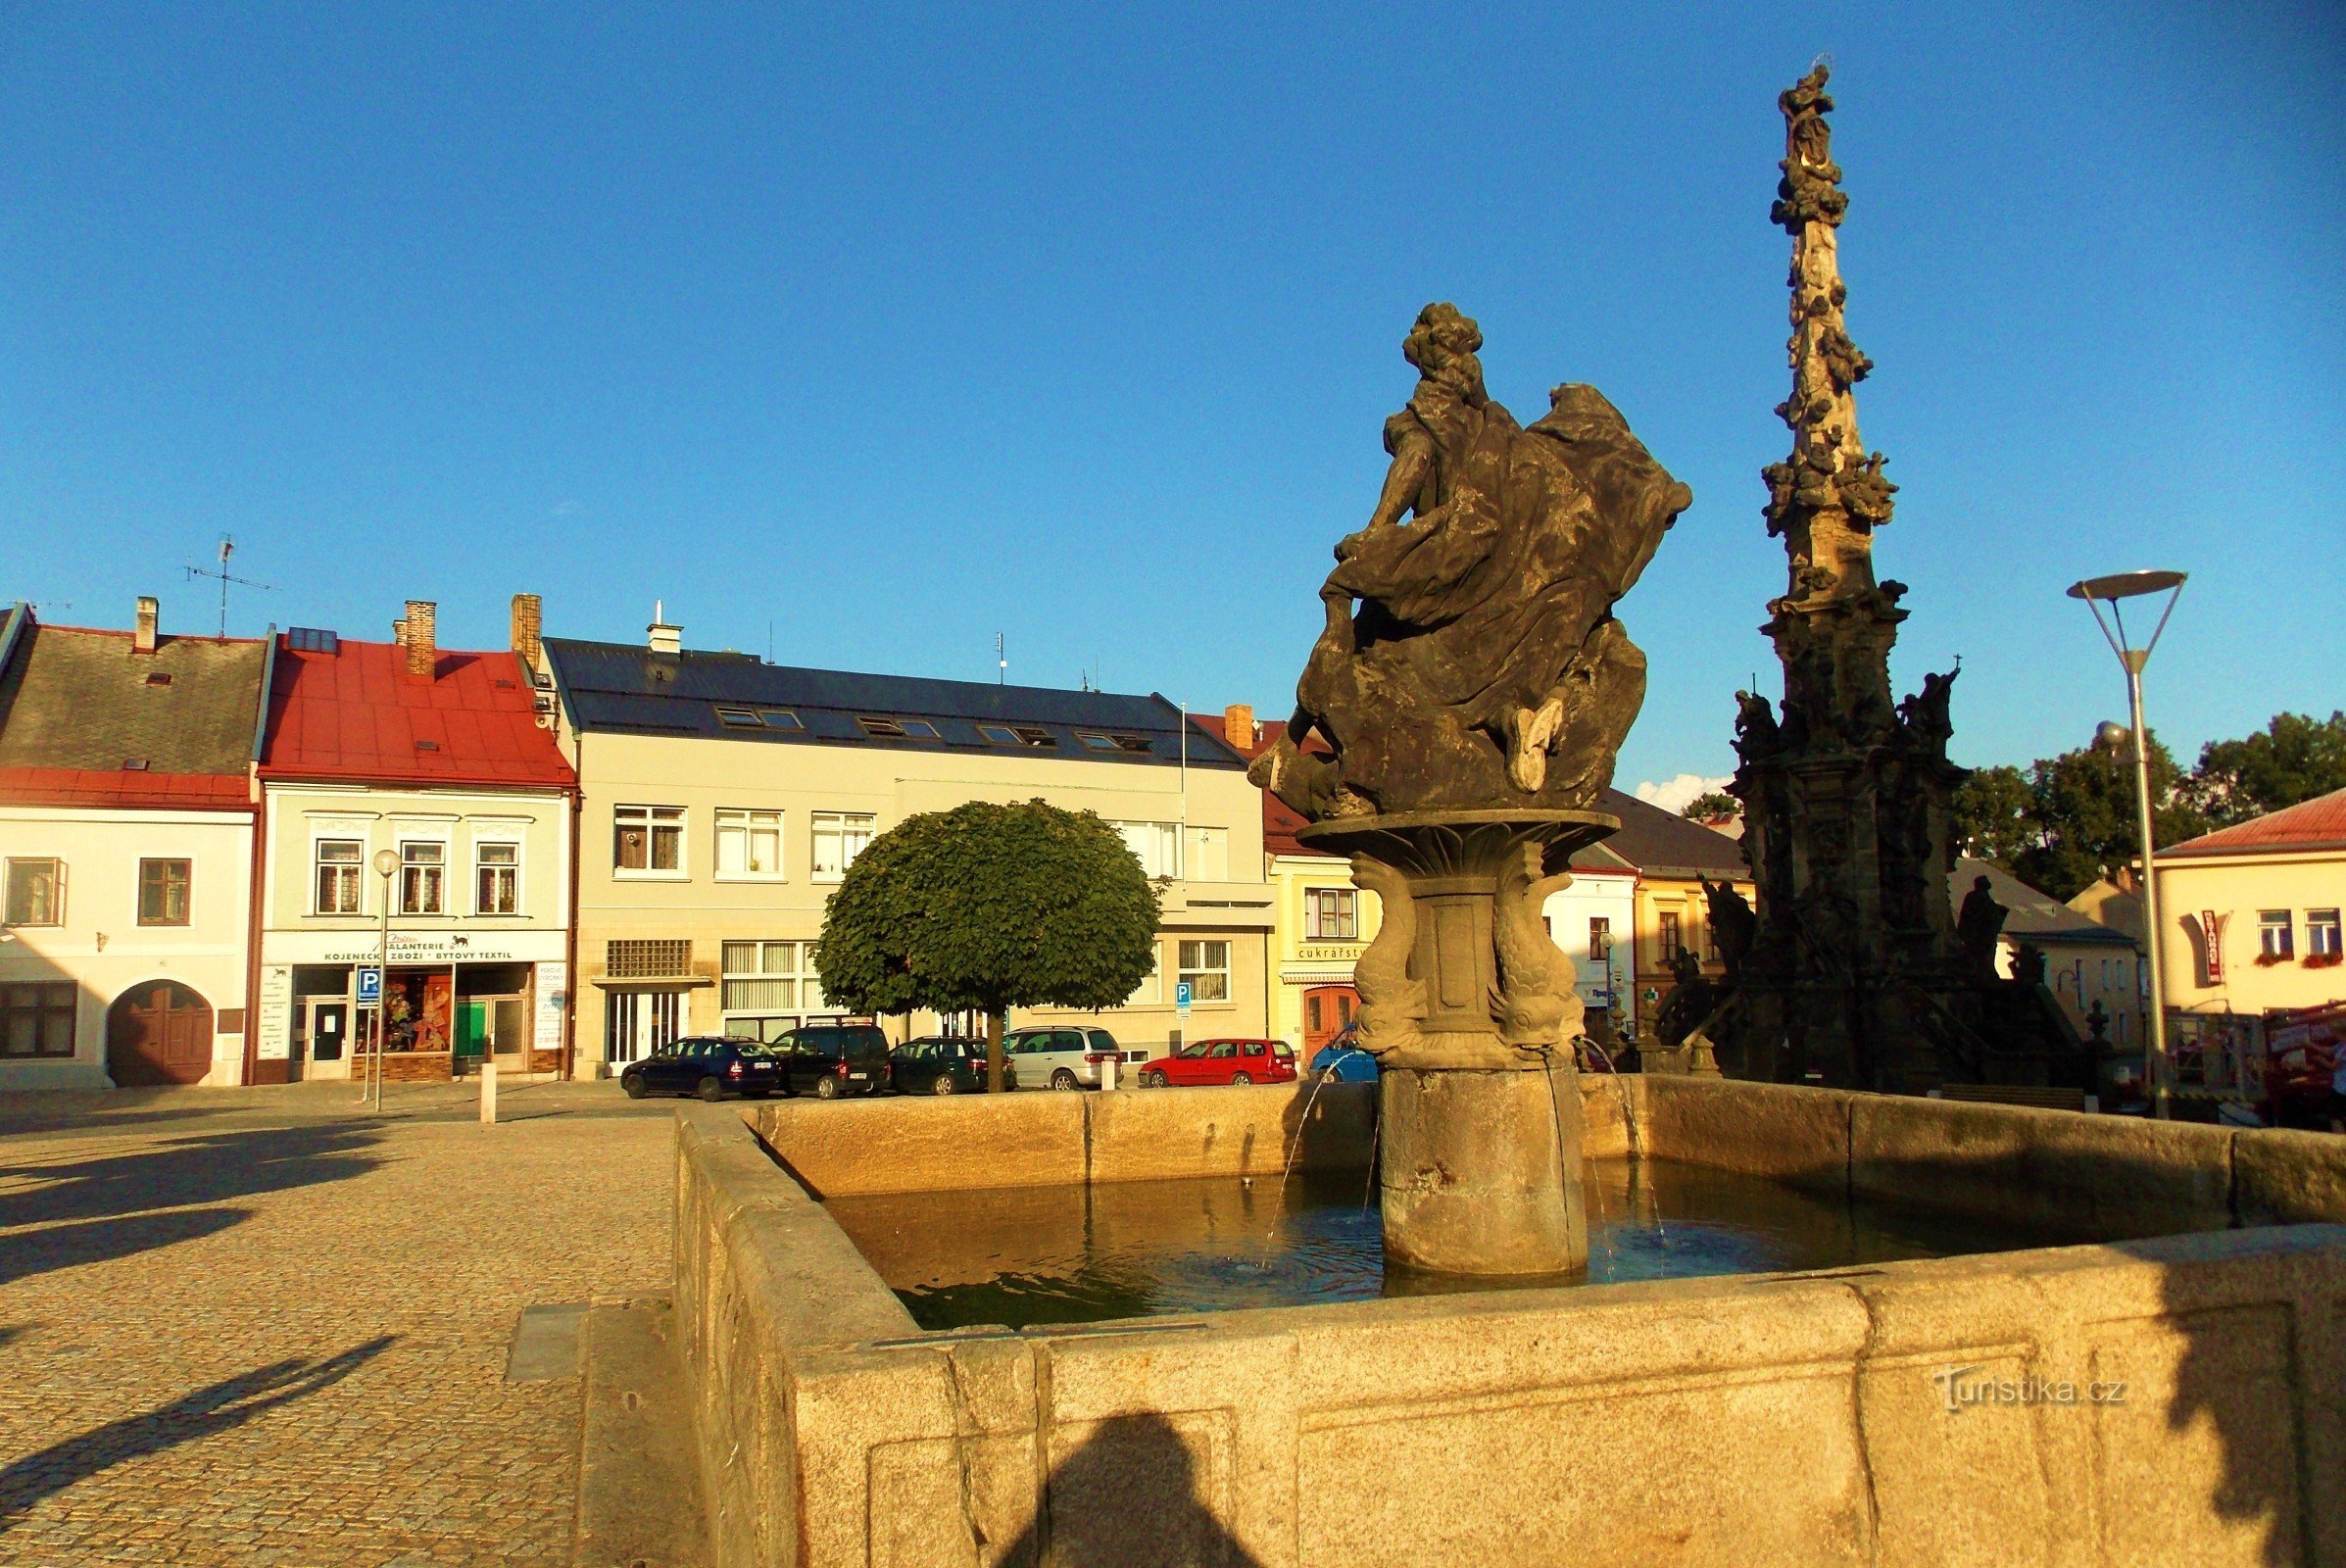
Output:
480 1058 498 1126
1100 1054 1118 1092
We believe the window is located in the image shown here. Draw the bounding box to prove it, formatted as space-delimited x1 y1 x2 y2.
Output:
1588 916 1612 958
1109 821 1182 879
614 805 685 875
1 982 76 1057
1183 825 1228 882
2259 909 2294 960
1127 942 1162 1005
138 858 191 926
1656 910 1684 962
759 710 803 731
855 715 940 740
606 939 693 978
1178 939 1231 1004
399 841 445 915
4 858 64 926
715 706 763 728
1075 732 1120 752
2310 909 2343 959
978 722 1054 747
1304 888 1358 941
715 808 784 879
315 840 364 915
720 940 825 1033
810 812 875 882
474 842 520 915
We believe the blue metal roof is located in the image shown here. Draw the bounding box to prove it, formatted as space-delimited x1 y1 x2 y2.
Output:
543 638 1246 769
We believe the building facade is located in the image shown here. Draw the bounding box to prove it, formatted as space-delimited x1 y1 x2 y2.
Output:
251 601 577 1084
549 618 1270 1074
0 599 269 1089
2154 789 2346 1020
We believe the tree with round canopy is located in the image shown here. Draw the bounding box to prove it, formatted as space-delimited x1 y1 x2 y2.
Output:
813 800 1162 1092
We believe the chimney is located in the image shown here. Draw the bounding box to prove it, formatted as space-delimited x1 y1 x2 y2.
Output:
647 600 681 659
511 593 543 668
1223 704 1255 748
404 600 437 679
133 596 159 655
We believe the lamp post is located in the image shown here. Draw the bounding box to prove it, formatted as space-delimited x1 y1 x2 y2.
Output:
2067 570 2186 1120
371 848 400 1111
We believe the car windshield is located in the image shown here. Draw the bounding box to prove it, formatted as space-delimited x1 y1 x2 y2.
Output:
1174 1043 1211 1059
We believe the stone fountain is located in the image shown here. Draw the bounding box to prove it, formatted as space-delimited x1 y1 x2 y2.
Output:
1250 303 1691 1274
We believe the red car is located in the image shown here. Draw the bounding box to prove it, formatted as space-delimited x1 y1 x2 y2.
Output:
1138 1038 1297 1088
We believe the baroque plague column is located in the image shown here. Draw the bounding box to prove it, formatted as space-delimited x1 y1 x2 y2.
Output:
1706 67 2080 1091
1252 304 1690 1275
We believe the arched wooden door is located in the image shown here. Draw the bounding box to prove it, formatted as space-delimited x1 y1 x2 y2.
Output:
108 982 214 1086
1301 985 1359 1056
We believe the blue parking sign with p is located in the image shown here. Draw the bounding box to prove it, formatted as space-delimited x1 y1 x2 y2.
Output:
1175 981 1193 1014
356 967 382 1004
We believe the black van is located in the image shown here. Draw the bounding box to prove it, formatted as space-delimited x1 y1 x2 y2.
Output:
774 1022 891 1099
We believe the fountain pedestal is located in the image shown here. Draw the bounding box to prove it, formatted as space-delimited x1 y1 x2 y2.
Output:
1296 809 1618 1276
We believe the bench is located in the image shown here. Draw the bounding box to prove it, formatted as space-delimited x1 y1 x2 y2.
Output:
1935 1083 2089 1112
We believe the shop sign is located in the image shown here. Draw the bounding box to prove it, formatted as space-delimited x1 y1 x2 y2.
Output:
1296 944 1363 961
257 965 293 1060
534 961 567 1054
277 928 567 965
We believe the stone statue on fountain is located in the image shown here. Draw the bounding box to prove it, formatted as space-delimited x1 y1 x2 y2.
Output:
1252 302 1691 1277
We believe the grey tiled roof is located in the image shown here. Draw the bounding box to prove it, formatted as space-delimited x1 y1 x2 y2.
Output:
1952 858 2137 948
0 622 269 776
543 638 1246 769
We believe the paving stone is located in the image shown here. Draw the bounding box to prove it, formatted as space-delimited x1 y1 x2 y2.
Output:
0 1080 676 1564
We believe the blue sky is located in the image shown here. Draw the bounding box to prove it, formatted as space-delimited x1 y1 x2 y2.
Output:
5 4 2340 797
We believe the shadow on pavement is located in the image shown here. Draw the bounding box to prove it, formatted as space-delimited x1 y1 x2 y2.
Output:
0 1207 252 1290
0 1336 397 1530
0 1122 385 1231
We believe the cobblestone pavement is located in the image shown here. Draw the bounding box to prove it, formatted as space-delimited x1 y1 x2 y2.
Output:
0 1079 679 1565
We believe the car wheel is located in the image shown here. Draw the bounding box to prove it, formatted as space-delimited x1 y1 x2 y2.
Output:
696 1076 725 1102
621 1073 648 1100
1051 1069 1079 1091
1231 1071 1253 1086
1145 1069 1168 1088
932 1074 957 1096
813 1075 842 1101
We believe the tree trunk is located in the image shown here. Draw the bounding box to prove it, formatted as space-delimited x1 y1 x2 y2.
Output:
986 1009 1007 1094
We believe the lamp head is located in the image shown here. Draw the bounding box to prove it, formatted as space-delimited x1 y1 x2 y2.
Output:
2067 569 2185 603
2094 720 2130 752
373 849 402 878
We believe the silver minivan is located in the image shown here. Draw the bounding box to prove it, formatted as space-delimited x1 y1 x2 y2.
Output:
1002 1025 1149 1090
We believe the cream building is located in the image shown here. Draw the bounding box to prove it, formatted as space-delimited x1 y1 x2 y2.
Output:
0 599 269 1090
547 616 1271 1074
251 603 578 1083
2153 788 2346 1019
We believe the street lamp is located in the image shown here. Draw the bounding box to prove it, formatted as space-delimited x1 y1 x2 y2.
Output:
371 848 401 1111
2067 569 2185 1120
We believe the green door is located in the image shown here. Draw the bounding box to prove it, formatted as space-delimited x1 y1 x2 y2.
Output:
455 1001 489 1058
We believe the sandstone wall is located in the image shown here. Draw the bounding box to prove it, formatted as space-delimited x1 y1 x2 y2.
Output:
676 1081 2346 1567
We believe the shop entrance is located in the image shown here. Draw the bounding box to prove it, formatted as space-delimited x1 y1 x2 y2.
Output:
1301 985 1359 1056
607 988 684 1068
306 999 350 1072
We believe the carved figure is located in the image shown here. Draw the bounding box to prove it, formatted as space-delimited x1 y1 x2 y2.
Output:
1251 304 1693 818
1490 843 1581 1052
1651 950 1719 1051
1733 690 1781 764
1345 855 1425 1060
1896 666 1958 751
1955 875 2009 976
1701 878 1757 978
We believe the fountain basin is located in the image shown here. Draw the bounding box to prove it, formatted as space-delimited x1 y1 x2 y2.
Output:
673 1076 2346 1567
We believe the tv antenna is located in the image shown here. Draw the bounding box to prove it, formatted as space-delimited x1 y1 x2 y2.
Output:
183 535 275 637
996 631 1006 686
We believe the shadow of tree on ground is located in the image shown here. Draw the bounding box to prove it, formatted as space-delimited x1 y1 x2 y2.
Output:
0 1206 251 1290
0 1336 397 1531
0 1122 383 1230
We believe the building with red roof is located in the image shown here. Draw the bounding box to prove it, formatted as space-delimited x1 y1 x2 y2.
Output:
0 597 271 1089
2147 786 2346 1025
251 598 579 1085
